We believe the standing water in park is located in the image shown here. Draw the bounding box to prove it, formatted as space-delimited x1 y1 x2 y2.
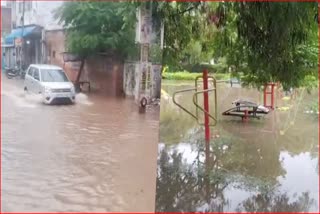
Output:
157 79 318 212
156 1 318 211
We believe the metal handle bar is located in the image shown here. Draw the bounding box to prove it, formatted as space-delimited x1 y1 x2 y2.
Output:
172 88 198 120
172 75 219 127
192 89 218 126
195 76 218 124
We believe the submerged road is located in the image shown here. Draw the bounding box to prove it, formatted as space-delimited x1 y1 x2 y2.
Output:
1 77 159 212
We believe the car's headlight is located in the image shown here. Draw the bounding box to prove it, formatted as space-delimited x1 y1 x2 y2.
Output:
44 87 51 93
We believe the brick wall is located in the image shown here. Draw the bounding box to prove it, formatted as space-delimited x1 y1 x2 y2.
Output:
45 30 65 67
45 30 78 82
85 55 124 96
45 30 124 96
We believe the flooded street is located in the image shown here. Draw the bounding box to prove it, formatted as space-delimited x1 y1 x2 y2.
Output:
157 80 319 212
2 77 159 212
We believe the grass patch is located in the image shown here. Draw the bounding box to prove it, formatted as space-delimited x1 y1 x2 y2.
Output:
163 71 231 81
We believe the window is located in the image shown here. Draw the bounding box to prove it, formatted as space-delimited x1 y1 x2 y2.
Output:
40 69 69 82
19 2 23 13
27 67 34 76
18 2 31 13
26 2 32 12
33 69 40 81
52 51 56 58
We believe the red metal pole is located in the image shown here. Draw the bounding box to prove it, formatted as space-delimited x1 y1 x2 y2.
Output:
203 69 210 143
244 110 249 122
271 84 274 109
263 84 267 108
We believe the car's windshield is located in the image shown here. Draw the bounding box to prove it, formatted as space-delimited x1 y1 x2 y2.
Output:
40 69 69 82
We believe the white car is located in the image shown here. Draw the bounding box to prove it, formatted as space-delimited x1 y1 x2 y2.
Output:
24 64 76 104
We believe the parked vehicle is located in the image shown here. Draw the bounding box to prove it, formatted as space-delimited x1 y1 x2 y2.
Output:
24 64 76 104
5 66 22 79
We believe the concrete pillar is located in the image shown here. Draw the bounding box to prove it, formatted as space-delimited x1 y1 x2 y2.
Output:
136 4 152 103
41 30 46 63
35 39 39 64
123 3 163 101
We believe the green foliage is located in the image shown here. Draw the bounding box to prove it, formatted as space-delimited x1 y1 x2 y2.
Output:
301 74 319 92
214 2 318 90
158 2 318 89
152 1 211 69
306 100 319 114
182 62 228 73
54 1 138 59
162 72 202 81
54 1 318 89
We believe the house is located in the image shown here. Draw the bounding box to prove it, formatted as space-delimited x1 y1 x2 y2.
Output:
3 0 63 68
3 1 161 99
5 24 43 68
10 0 63 30
1 6 12 38
1 6 13 69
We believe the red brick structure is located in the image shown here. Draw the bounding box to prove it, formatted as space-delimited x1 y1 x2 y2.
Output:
45 29 66 67
45 29 124 96
84 55 124 96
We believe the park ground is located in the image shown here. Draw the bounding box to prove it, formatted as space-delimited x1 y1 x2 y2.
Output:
156 79 318 212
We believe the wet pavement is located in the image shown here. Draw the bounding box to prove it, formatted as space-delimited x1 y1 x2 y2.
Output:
1 77 159 212
157 80 319 212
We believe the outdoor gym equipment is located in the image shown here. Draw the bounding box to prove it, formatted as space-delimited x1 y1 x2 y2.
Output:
222 99 270 121
263 83 276 109
172 69 275 143
172 69 217 143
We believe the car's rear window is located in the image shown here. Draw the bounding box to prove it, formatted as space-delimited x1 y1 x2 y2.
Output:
40 69 69 82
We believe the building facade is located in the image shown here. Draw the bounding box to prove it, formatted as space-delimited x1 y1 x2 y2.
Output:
45 29 125 96
4 1 161 99
1 6 12 69
4 0 63 68
1 6 12 38
10 0 63 30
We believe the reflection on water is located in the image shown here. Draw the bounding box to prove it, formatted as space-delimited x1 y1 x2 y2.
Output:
157 80 318 212
2 79 159 212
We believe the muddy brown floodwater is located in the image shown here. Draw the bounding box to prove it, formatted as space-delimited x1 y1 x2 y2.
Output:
157 80 319 212
1 78 159 212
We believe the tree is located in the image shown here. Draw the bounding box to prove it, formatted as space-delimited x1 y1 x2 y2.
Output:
54 1 138 87
154 2 317 89
213 2 318 90
55 2 318 89
151 1 211 70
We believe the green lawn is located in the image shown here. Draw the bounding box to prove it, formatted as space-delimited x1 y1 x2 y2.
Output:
162 72 231 81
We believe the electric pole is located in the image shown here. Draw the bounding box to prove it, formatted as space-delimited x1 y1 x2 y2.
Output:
20 0 25 69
